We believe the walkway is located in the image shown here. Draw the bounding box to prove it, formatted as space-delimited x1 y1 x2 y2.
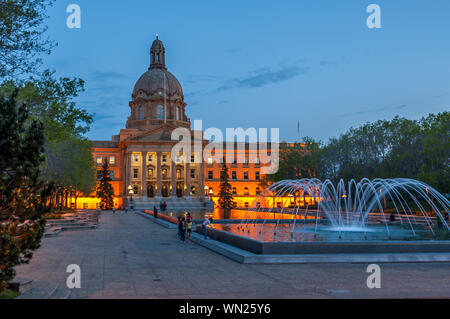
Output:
14 211 450 299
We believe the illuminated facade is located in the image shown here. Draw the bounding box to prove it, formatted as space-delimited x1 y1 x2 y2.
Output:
77 37 273 210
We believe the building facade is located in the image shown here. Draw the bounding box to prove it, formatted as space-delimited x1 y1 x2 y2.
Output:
77 37 269 210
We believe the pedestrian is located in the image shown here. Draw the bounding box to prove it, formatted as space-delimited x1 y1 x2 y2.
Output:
179 217 186 242
186 212 192 223
390 211 395 222
163 201 167 212
202 216 212 240
153 206 158 219
160 201 163 212
177 217 182 237
124 204 128 214
112 206 116 214
186 218 193 242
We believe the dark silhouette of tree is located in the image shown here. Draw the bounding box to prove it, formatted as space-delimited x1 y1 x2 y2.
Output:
218 162 236 219
97 159 114 210
0 90 46 292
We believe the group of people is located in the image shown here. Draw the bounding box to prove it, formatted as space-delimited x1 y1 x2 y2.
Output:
177 213 214 242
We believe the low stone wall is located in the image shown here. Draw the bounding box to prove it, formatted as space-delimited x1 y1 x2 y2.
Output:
195 225 450 255
144 210 179 224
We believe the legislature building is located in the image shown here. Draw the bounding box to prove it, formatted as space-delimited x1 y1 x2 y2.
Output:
77 37 275 212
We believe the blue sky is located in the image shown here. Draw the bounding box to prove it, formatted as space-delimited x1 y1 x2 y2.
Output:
44 0 450 142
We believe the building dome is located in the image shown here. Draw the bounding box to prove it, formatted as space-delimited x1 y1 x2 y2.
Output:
132 36 184 99
132 68 183 99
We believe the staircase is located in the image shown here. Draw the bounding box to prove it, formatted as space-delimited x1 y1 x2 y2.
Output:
131 197 214 212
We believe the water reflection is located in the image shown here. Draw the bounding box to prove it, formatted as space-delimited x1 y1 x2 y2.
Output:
214 223 450 243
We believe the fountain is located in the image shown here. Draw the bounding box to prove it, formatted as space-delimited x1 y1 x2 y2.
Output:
207 178 450 251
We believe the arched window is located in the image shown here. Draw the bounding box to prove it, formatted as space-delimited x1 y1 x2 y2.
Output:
176 107 181 120
191 186 196 195
138 106 144 120
157 105 165 120
244 187 249 196
148 167 154 179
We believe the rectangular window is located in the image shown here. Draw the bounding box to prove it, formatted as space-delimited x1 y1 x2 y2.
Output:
109 156 116 165
256 172 260 181
191 169 195 179
133 168 139 179
97 157 103 165
191 155 195 163
207 158 213 165
232 171 237 180
244 172 249 180
208 171 213 180
148 155 153 162
133 154 139 163
83 203 89 209
162 155 167 163
110 170 115 180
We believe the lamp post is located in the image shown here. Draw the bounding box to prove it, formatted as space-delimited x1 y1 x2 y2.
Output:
128 185 133 200
204 186 209 197
209 189 214 201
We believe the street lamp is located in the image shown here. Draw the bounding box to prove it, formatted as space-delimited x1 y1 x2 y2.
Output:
204 186 209 196
128 185 133 200
209 189 214 201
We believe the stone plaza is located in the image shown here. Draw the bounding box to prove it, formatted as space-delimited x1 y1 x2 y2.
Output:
14 211 450 299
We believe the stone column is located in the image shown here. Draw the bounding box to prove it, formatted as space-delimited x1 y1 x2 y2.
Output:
126 152 132 190
199 157 205 200
185 160 191 198
171 157 177 198
123 150 129 202
156 151 162 197
141 151 147 198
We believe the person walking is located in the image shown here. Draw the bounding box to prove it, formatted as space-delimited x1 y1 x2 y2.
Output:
186 218 193 242
179 217 186 242
112 206 116 214
153 206 158 219
177 217 182 237
160 201 163 213
390 211 395 222
202 216 212 240
162 201 167 212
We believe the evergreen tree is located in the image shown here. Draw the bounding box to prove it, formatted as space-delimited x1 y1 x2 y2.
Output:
97 159 114 210
0 90 46 292
218 162 236 219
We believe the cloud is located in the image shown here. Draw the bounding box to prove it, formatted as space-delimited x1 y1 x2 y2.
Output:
341 104 409 117
90 71 130 82
217 66 308 92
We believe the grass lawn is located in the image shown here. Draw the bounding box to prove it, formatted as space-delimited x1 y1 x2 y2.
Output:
0 290 20 299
